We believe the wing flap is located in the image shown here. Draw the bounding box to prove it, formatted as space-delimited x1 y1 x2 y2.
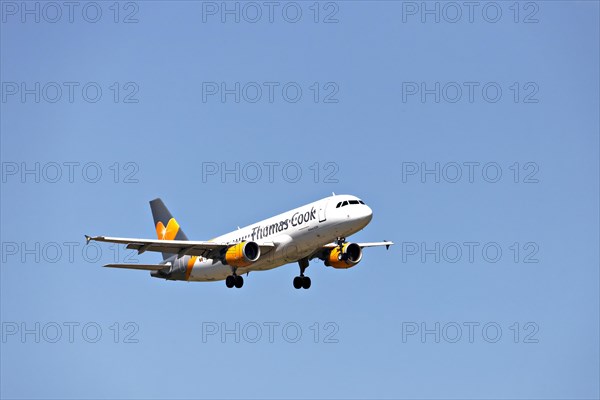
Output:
103 263 170 271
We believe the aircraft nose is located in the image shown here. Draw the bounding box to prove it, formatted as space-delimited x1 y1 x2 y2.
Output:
359 205 373 224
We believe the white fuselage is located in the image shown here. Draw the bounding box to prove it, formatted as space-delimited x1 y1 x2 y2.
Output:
174 195 373 281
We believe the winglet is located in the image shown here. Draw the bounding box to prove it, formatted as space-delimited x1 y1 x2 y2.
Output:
385 240 390 250
85 235 91 245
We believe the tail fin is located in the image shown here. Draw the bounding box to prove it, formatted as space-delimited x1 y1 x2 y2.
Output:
150 198 189 260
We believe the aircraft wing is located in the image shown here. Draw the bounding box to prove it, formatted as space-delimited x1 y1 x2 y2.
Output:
309 240 393 261
85 235 275 259
321 241 394 250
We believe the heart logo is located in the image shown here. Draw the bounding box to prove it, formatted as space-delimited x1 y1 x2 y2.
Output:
156 218 180 240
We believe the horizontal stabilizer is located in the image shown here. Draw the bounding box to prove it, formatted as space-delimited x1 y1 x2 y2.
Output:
103 263 170 271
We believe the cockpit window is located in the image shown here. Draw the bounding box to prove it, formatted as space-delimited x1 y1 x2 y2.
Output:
337 199 366 207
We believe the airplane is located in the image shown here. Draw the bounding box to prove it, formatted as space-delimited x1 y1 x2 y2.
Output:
85 194 393 289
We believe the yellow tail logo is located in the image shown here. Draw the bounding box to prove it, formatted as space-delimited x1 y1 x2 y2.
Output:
155 218 180 240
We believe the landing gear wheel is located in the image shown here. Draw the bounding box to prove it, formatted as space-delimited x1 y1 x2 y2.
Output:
294 257 311 290
225 275 235 288
302 276 311 289
234 275 244 288
293 276 303 289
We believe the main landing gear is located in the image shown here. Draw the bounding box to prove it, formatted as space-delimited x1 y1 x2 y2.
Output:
293 257 311 289
293 275 311 289
225 271 244 289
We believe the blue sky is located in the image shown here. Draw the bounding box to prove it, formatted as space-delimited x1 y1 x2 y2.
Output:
1 1 599 399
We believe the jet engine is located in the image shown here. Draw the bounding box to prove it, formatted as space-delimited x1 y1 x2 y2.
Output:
224 241 261 267
325 242 363 269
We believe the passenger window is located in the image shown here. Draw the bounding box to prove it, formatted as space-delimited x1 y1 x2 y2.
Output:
342 201 348 207
336 202 342 208
349 200 359 205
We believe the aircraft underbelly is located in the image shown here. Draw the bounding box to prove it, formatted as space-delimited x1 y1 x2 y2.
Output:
188 226 340 282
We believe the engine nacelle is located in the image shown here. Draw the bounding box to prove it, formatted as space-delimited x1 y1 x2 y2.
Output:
325 242 363 269
225 241 261 267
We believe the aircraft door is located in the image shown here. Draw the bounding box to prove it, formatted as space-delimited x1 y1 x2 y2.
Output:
318 200 328 222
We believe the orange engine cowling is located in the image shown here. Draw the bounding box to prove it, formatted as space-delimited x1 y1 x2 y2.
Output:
224 241 261 268
325 243 363 269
